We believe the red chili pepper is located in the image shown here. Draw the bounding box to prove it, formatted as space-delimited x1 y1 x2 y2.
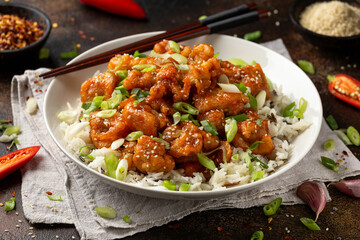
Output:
328 74 360 109
46 191 53 195
0 146 41 180
79 0 146 20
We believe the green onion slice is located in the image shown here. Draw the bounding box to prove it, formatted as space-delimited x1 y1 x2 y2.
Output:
60 42 78 59
225 118 237 142
132 64 156 72
244 30 261 41
248 141 264 151
256 119 262 126
198 15 207 20
97 109 117 118
320 156 340 172
243 152 254 173
174 63 189 71
200 120 218 136
248 93 258 110
323 139 335 150
228 58 249 67
79 144 95 156
297 60 315 74
131 88 150 102
163 180 177 191
327 75 336 83
173 112 181 125
300 217 321 230
4 197 15 212
100 101 109 110
116 70 128 80
152 137 170 150
173 102 199 115
252 170 264 180
250 230 264 240
95 206 117 219
107 92 122 109
125 131 143 141
197 153 216 171
179 183 190 191
283 102 296 118
248 153 268 169
334 129 352 145
226 113 249 122
325 115 338 130
234 83 247 93
115 159 128 181
168 40 180 53
3 126 20 136
39 48 50 60
170 53 187 64
105 153 119 179
47 194 62 201
122 215 131 223
115 86 130 98
133 50 147 58
263 197 282 216
346 126 360 146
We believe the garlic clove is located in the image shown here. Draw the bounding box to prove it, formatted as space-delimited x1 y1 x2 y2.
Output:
296 181 326 222
329 179 360 198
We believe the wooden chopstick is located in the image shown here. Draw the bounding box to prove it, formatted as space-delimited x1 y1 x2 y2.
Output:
40 7 267 79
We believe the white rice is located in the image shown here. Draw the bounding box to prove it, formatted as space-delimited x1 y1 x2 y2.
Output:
58 84 310 191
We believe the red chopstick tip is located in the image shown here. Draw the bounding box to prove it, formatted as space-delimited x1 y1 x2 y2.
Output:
258 9 269 20
247 2 257 11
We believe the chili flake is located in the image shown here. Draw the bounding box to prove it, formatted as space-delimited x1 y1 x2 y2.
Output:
0 14 44 50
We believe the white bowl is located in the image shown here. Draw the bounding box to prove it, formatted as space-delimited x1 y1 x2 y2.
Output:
44 32 322 200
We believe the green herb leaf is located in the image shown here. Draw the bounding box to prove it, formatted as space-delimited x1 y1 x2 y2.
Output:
283 102 296 118
131 88 149 102
248 93 257 110
248 153 268 169
234 82 247 93
200 120 218 136
197 153 216 171
226 113 249 122
133 50 147 58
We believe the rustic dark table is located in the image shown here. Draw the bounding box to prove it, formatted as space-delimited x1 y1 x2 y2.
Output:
1 0 359 239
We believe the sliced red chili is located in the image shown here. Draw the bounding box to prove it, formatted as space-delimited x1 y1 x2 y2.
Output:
328 74 360 109
79 0 146 19
0 146 41 180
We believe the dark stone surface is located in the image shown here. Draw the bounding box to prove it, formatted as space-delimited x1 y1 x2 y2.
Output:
0 0 359 239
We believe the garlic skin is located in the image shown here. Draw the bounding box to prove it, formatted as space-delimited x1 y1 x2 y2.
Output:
296 181 326 222
329 179 360 198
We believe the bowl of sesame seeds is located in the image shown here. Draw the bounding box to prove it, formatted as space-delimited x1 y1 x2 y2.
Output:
0 3 51 61
290 0 360 48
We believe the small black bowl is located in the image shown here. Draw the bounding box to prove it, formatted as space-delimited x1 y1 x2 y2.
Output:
290 0 360 48
0 3 51 62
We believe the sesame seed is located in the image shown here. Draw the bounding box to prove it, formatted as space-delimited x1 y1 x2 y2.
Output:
16 225 20 228
56 236 59 239
32 235 36 239
4 229 9 232
326 228 329 231
18 220 22 223
16 212 19 215
273 9 279 14
275 21 280 26
29 227 34 230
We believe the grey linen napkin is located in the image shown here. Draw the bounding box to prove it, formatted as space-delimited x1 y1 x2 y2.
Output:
11 39 360 240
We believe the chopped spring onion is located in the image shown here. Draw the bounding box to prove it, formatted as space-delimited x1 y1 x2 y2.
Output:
115 159 128 181
226 113 249 122
218 74 229 84
250 230 264 240
300 217 321 230
57 111 77 124
122 215 131 223
255 90 266 109
248 153 268 169
297 60 315 74
266 77 273 91
149 50 171 59
231 154 240 161
347 126 360 146
106 92 122 109
96 206 117 219
131 88 149 102
170 53 187 64
256 119 262 126
111 138 125 150
169 40 180 53
107 55 122 73
283 102 296 118
85 96 104 114
323 139 335 150
60 42 78 59
125 131 143 141
132 64 156 72
179 183 190 191
133 50 147 58
245 153 254 173
47 194 62 201
325 115 338 130
200 120 218 136
198 15 207 20
26 97 38 114
228 58 249 67
320 156 340 172
244 30 261 41
298 97 307 115
97 109 117 118
7 138 19 151
248 93 258 110
105 153 119 179
173 112 181 125
152 137 170 150
4 197 15 212
173 102 199 115
100 101 109 110
115 86 130 98
218 83 241 93
116 70 128 80
3 126 20 136
174 63 189 71
327 75 336 82
214 52 219 58
225 118 237 142
263 197 282 216
197 153 216 171
81 102 92 110
180 113 193 122
234 82 247 93
79 144 95 158
191 119 200 127
248 141 264 151
39 47 50 60
334 129 352 145
252 170 264 181
163 180 176 191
